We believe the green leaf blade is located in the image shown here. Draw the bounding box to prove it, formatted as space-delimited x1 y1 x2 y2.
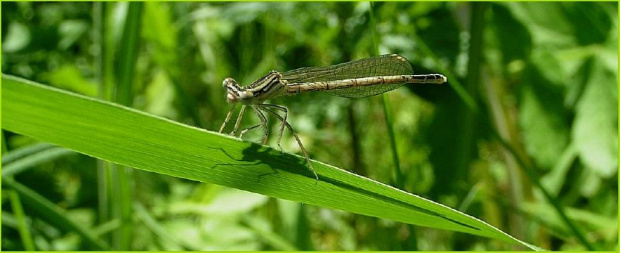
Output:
1 74 533 249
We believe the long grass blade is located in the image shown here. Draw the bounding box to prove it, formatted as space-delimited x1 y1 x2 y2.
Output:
1 75 535 249
3 178 109 250
8 190 36 251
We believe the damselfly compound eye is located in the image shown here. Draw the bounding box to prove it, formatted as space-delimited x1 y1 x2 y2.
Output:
223 78 237 88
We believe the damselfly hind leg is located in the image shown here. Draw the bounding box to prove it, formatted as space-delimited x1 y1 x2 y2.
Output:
263 107 319 183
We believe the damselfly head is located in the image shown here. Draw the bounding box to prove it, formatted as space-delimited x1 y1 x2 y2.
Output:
223 77 255 104
223 77 242 103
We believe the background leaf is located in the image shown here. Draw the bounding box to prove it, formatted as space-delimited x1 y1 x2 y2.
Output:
2 2 616 250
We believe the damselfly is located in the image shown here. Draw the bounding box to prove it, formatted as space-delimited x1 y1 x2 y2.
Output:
219 54 447 181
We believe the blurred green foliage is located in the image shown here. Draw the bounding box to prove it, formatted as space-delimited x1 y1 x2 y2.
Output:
1 2 617 250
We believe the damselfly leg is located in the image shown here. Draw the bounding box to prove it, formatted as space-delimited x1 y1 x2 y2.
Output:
257 104 288 152
218 103 318 181
239 105 269 144
219 104 237 133
230 105 247 136
261 106 318 181
219 104 248 136
220 104 269 144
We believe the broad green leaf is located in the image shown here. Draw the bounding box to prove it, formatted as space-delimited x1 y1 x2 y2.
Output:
144 70 176 118
142 2 177 66
1 75 535 249
572 55 618 178
58 20 89 50
169 188 269 216
134 203 197 251
240 215 298 251
521 202 617 241
39 65 98 97
540 143 577 196
3 22 31 53
504 2 576 48
519 62 570 169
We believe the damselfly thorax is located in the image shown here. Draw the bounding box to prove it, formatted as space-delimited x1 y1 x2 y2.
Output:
219 54 447 181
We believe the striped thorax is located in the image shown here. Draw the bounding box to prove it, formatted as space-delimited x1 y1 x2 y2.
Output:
223 70 287 105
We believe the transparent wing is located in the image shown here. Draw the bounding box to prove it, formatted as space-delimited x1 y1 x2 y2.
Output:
281 54 414 98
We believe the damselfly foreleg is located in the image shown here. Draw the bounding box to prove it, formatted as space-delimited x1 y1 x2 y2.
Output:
219 104 238 133
262 106 319 182
219 104 248 136
230 105 247 136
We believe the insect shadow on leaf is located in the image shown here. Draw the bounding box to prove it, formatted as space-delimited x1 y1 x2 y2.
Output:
207 143 311 183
